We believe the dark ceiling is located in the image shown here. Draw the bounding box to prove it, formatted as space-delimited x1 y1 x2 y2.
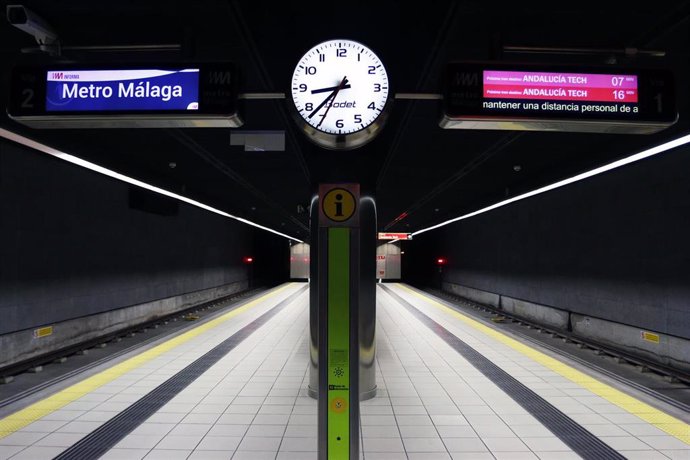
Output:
1 1 689 242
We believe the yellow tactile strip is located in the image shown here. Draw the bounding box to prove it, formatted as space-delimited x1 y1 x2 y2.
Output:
398 283 690 445
0 284 292 438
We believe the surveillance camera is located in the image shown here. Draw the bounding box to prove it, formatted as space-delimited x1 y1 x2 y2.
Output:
7 5 58 45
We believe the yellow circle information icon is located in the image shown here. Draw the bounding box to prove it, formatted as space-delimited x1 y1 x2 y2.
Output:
322 188 357 222
330 397 348 414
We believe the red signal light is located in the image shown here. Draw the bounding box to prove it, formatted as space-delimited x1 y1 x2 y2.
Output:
436 257 447 265
243 256 254 264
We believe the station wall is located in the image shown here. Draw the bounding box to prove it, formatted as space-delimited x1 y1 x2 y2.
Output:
0 139 288 336
405 143 690 340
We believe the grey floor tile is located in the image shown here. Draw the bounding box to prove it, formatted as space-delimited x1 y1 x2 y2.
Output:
0 445 24 460
226 405 261 415
407 453 452 460
207 424 249 437
245 425 286 437
361 406 395 415
8 446 67 460
509 424 555 438
0 431 47 446
291 405 316 415
196 436 242 451
188 450 234 459
98 448 150 460
183 413 222 424
520 437 571 452
483 437 530 452
536 452 587 460
257 405 293 415
424 405 461 416
113 434 166 449
145 413 187 424
365 453 412 460
34 432 85 447
472 423 516 438
231 451 277 459
39 410 86 421
279 436 317 451
397 415 433 426
458 406 495 416
393 406 428 415
492 452 539 459
398 425 439 438
169 424 213 436
362 415 397 426
430 415 468 426
362 437 405 452
217 414 256 425
155 434 205 450
619 424 668 437
362 425 401 438
144 449 193 459
390 397 424 406
238 436 282 451
638 436 689 450
403 437 447 452
464 414 504 425
276 451 317 459
435 426 477 438
660 450 690 460
232 397 265 405
284 424 317 437
130 424 176 436
288 414 315 425
449 451 494 459
20 420 68 433
443 437 488 452
599 436 656 450
253 414 290 425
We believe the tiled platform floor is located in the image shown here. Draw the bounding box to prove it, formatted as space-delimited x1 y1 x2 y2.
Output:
0 282 688 459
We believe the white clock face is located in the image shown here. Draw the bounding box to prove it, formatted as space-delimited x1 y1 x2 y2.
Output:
291 39 389 136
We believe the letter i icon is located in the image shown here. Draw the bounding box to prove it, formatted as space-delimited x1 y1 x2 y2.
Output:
335 194 343 217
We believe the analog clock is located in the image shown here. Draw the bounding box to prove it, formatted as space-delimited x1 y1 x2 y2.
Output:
290 39 391 150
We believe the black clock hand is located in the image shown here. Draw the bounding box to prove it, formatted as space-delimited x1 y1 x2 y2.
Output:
316 76 348 129
308 77 349 119
311 83 352 94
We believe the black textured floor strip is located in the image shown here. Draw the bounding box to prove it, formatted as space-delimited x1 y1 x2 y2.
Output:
54 285 308 460
380 285 626 460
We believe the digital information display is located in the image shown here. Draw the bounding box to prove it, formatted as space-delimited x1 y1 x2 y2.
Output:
441 63 676 134
45 69 200 112
8 64 241 128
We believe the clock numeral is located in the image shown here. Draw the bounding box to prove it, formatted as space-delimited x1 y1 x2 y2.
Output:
305 102 313 111
368 66 376 75
357 53 361 62
336 119 344 128
319 54 325 62
367 102 376 110
305 66 317 75
374 83 382 92
336 48 347 57
299 84 307 92
354 114 362 123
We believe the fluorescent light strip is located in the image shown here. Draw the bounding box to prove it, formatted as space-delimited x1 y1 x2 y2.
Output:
0 128 303 243
412 133 690 237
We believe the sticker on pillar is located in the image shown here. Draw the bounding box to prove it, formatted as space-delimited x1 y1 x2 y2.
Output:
330 396 348 413
319 183 360 227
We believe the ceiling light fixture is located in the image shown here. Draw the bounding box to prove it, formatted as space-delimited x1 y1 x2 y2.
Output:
412 133 690 237
0 128 303 243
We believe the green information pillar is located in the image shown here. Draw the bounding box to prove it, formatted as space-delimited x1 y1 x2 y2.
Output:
318 184 360 460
